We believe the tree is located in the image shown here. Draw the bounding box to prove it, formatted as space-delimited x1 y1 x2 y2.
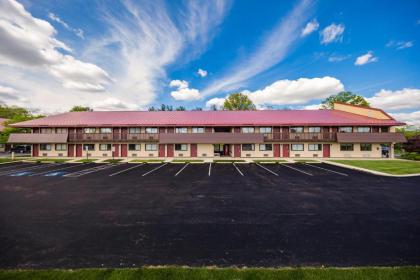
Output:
321 91 369 109
222 93 256 111
175 106 186 111
70 106 92 112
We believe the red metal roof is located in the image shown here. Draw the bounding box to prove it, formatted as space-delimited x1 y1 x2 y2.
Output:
10 110 405 128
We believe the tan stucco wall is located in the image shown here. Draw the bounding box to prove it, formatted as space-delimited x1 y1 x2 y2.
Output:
197 144 214 157
330 143 382 158
38 144 68 157
241 143 274 158
333 103 391 120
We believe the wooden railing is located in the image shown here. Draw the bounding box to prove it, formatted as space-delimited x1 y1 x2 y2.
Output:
263 132 337 142
68 133 159 142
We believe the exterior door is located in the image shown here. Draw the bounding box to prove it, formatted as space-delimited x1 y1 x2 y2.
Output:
68 144 75 157
167 144 174 157
323 144 330 157
282 144 290 157
273 144 281 157
234 144 241 157
113 144 120 157
32 144 39 157
76 144 83 157
159 144 165 157
120 144 128 157
190 144 197 157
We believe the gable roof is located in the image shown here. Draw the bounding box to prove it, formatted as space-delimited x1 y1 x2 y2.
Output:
10 110 405 127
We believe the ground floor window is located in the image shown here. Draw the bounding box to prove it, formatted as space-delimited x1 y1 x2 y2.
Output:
360 143 372 151
83 144 95 151
308 144 322 151
259 144 272 151
291 144 304 151
175 144 188 151
99 144 112 151
40 144 51 151
145 144 157 151
340 144 354 151
55 144 67 151
128 144 141 151
242 144 255 151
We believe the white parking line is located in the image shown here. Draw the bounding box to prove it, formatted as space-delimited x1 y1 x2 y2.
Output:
142 163 168 177
255 163 279 176
175 163 189 176
109 163 144 177
64 164 118 178
280 163 313 176
233 163 244 176
30 163 89 176
303 163 348 176
208 163 212 176
0 163 60 176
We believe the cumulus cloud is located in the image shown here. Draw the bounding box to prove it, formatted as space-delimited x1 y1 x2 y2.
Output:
301 19 319 37
320 23 345 44
91 97 139 111
391 111 420 127
205 97 226 109
354 51 378 66
48 12 84 39
197 68 208 77
170 80 201 101
386 40 414 50
367 88 420 111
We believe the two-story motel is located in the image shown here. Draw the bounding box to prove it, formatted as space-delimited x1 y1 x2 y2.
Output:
7 102 406 159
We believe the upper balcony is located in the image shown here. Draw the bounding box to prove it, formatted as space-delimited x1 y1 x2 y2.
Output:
263 132 337 142
68 133 159 142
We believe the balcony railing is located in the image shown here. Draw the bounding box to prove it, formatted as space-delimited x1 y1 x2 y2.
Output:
263 132 337 142
68 133 159 142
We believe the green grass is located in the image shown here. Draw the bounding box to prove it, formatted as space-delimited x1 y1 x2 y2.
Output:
253 159 288 163
0 266 419 280
330 160 420 175
399 152 420 161
214 159 246 163
294 159 321 163
0 158 17 163
103 159 123 163
30 158 70 163
75 159 98 163
130 159 164 163
171 159 204 163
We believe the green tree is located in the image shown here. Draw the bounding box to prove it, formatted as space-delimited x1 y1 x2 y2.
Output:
222 93 256 111
321 91 370 109
70 106 92 112
175 106 186 111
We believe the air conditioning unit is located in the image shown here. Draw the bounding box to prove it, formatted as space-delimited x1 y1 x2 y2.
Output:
313 154 318 157
263 154 269 157
148 153 154 157
42 153 47 156
246 154 251 157
179 153 184 157
202 153 207 157
87 153 92 157
102 153 107 157
131 153 137 157
295 154 301 157
58 153 63 157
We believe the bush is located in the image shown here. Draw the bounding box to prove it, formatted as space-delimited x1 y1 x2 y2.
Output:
400 153 420 161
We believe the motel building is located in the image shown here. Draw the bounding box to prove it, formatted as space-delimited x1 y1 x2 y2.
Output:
7 102 406 160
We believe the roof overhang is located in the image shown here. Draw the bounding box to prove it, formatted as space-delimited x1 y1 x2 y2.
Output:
7 133 68 144
337 132 407 143
159 133 264 144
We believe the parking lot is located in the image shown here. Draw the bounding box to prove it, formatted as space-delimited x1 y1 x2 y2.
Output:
0 161 419 268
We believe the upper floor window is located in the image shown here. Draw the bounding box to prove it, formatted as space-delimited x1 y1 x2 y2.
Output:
40 144 52 151
259 127 272 134
357 127 371 133
56 128 67 134
308 127 321 133
100 128 112 133
129 127 141 134
175 144 188 151
241 127 255 133
41 128 53 134
192 127 204 133
145 127 158 133
175 127 188 133
339 127 353 133
84 128 96 133
290 127 303 133
83 144 95 151
380 127 389 133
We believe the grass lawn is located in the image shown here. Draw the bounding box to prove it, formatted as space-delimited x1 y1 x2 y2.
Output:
130 159 164 163
294 159 320 163
253 159 288 163
330 160 420 175
75 159 98 163
0 158 17 163
214 159 246 163
30 158 70 163
0 266 419 280
171 159 204 163
103 159 123 163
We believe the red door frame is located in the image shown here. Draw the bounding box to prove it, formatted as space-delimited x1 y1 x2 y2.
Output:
282 144 290 157
76 144 83 157
159 144 165 157
273 144 281 157
190 144 197 157
32 144 39 157
68 144 75 157
323 144 330 158
167 144 174 157
120 144 128 157
234 144 241 157
113 144 120 157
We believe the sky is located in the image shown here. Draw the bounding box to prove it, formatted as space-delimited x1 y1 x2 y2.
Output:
0 0 419 125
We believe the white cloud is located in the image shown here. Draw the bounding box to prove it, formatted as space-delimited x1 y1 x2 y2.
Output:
170 80 201 101
197 68 208 77
303 104 321 109
205 97 226 109
201 0 313 96
367 88 420 111
328 54 350 62
391 111 420 127
91 97 139 111
320 23 345 44
48 12 84 39
354 51 378 66
386 40 414 50
246 76 344 106
301 19 319 37
0 85 17 95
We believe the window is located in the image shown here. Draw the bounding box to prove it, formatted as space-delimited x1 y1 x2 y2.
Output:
241 127 255 133
145 144 157 151
308 127 321 133
192 127 204 133
41 128 53 134
259 127 272 134
340 144 354 151
291 144 304 151
99 144 112 151
40 144 51 151
56 128 67 134
145 127 158 133
360 144 372 151
100 128 112 133
242 144 255 151
84 128 96 133
259 144 272 151
128 144 141 151
308 144 322 151
339 127 353 133
380 127 389 133
55 144 67 151
175 144 188 151
129 127 141 134
83 144 95 151
175 127 188 133
290 127 303 133
357 127 371 133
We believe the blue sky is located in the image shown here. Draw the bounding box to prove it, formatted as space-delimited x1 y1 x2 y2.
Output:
0 0 419 124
